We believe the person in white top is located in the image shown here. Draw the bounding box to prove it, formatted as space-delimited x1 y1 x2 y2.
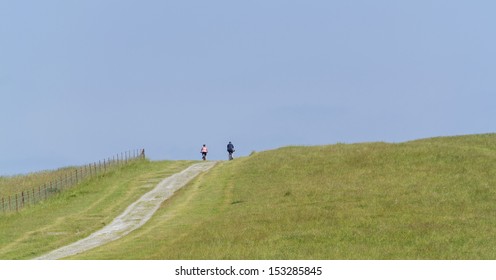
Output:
201 144 208 160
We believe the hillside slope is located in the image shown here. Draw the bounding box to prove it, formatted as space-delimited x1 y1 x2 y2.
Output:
71 133 496 259
0 160 196 259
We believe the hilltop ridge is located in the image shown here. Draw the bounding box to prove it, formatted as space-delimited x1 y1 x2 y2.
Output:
72 133 496 259
1 133 495 259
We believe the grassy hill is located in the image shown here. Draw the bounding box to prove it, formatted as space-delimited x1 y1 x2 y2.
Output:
1 133 496 259
0 160 196 259
71 133 496 259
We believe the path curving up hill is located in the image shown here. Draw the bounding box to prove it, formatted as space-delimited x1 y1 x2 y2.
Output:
35 161 217 260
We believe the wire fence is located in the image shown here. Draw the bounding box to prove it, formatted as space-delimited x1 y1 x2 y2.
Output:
0 149 145 214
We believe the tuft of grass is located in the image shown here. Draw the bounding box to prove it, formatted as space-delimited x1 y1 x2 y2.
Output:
72 133 496 259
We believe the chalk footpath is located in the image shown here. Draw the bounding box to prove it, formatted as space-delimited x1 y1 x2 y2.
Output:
36 161 217 260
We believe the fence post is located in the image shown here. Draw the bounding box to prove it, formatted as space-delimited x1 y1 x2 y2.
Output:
15 194 18 212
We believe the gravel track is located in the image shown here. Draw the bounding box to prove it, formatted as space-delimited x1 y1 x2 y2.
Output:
35 161 217 260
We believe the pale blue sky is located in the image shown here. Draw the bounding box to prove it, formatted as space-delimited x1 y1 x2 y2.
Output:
1 0 495 175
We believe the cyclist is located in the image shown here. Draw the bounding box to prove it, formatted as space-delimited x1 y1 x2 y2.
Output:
227 141 235 160
200 144 208 160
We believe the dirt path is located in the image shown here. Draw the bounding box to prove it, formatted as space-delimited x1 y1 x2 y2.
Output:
35 161 217 260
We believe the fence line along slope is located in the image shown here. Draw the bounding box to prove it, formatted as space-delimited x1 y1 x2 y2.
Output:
0 149 145 213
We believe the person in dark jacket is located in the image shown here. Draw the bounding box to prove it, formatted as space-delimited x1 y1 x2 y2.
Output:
227 141 235 160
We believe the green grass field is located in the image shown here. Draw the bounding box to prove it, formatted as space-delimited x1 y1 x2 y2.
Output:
71 133 496 259
1 133 496 259
0 160 196 259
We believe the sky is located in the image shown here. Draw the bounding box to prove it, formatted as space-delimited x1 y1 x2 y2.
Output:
1 0 495 175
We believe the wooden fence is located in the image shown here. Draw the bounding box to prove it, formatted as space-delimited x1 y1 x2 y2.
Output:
0 149 145 214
